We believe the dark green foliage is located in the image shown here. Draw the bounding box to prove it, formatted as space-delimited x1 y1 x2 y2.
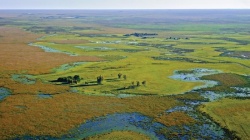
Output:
97 75 104 84
57 75 81 84
136 81 140 87
73 75 81 82
57 77 68 82
142 81 146 86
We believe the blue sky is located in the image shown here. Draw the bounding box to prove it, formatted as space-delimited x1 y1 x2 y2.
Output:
0 0 249 9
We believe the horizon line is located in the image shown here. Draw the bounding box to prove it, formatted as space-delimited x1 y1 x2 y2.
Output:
1 8 250 10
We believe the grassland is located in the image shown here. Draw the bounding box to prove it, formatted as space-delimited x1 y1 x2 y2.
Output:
199 98 250 139
85 131 150 140
0 10 249 139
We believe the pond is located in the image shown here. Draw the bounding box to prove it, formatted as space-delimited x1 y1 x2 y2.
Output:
52 62 87 73
12 74 36 85
15 111 230 140
37 93 53 99
169 68 221 90
0 87 11 101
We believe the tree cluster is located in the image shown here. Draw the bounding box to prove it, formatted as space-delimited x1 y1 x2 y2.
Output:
57 75 81 84
130 80 146 89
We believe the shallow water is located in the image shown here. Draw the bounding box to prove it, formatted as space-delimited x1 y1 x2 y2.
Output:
29 43 77 56
201 90 250 101
37 94 53 99
0 87 11 101
17 112 229 140
169 68 221 90
52 62 87 73
75 46 115 51
11 74 36 84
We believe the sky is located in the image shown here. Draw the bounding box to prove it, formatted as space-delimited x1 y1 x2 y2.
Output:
0 0 249 9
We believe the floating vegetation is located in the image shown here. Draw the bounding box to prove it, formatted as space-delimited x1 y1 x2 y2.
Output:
0 87 11 101
11 74 36 85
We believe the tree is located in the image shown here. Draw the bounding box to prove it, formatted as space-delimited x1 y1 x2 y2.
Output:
142 81 146 86
57 77 67 82
136 81 140 87
97 75 104 85
123 75 127 80
118 73 122 79
73 75 81 82
67 76 73 84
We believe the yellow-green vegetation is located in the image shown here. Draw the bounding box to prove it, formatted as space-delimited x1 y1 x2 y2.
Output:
156 112 196 126
84 131 150 140
34 32 250 95
199 98 250 139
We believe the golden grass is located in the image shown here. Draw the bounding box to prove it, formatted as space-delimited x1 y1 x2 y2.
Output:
0 94 180 139
85 131 150 140
199 98 250 139
155 112 196 126
0 77 69 95
0 27 102 75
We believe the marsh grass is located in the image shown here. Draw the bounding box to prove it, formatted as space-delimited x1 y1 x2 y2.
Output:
199 98 250 139
84 131 150 140
0 94 180 139
201 73 250 92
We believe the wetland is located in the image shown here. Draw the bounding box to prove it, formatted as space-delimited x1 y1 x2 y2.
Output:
0 9 250 139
